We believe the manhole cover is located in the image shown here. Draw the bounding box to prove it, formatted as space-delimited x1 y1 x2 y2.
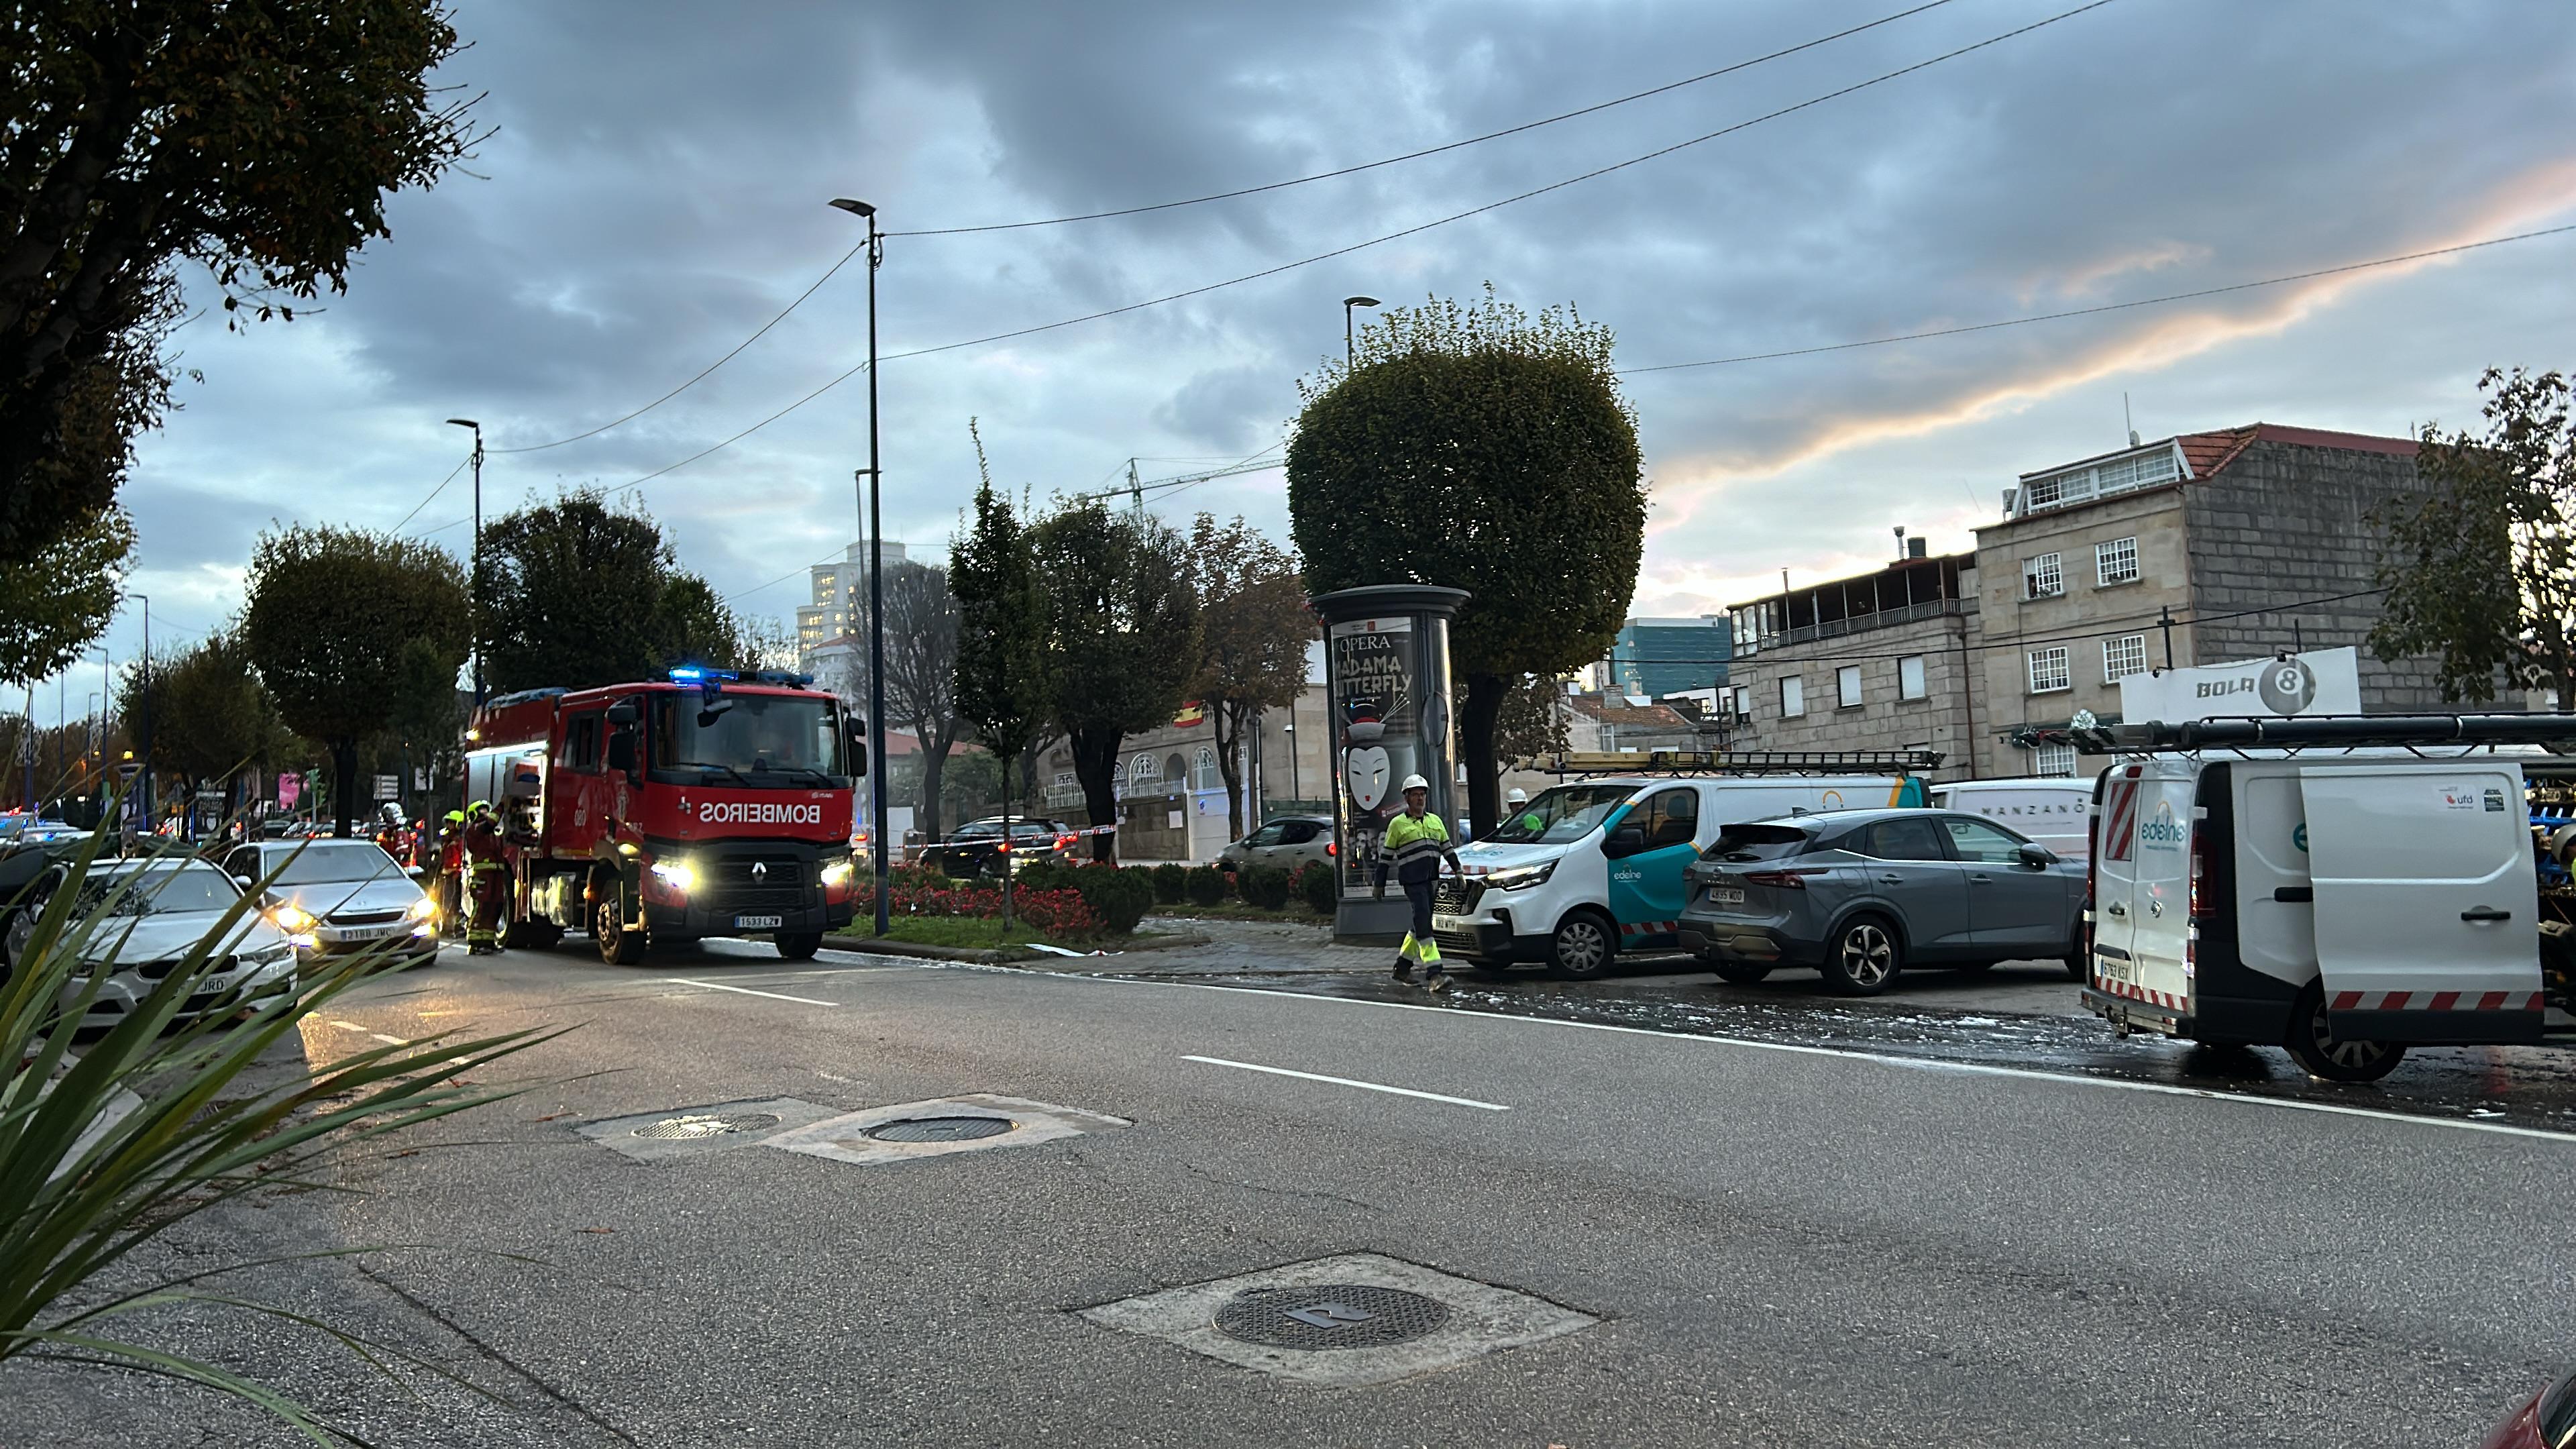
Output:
863 1115 1014 1143
1213 1284 1452 1350
631 1112 782 1140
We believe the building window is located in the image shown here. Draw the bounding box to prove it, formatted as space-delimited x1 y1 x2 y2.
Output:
1897 655 1927 700
1730 684 1752 721
1192 747 1220 790
1129 753 1159 781
1780 676 1805 717
2022 553 2063 600
2102 633 2148 683
2033 743 2078 777
2096 536 2139 586
2028 646 2072 694
1837 665 1863 708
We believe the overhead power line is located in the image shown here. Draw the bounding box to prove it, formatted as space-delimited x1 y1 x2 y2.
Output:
883 0 1961 238
1617 222 2576 375
599 0 2116 493
389 455 469 533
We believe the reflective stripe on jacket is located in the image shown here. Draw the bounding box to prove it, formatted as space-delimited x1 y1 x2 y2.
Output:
1377 810 1456 885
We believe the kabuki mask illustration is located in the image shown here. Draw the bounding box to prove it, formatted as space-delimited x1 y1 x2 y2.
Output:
1343 698 1391 812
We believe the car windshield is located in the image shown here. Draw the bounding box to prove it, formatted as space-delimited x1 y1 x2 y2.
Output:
268 841 408 885
80 867 239 916
1703 823 1815 862
1483 785 1639 845
653 692 846 780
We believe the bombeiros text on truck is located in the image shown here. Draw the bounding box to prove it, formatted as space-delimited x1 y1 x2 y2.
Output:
463 667 868 964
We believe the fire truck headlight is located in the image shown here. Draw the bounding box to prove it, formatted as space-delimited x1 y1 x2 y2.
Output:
820 857 855 889
649 859 696 893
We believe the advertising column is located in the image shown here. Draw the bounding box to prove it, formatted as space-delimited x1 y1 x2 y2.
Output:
1311 584 1469 943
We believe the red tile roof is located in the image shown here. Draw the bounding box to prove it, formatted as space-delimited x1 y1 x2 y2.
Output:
2176 422 2418 478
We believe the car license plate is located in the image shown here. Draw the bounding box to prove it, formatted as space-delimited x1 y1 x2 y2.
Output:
734 914 784 930
1711 888 1746 907
337 924 400 942
1432 914 1466 932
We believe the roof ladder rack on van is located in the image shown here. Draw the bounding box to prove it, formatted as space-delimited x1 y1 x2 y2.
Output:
1540 748 1945 777
2069 714 2576 755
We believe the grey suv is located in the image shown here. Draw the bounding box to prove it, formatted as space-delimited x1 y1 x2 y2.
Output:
1677 808 2084 996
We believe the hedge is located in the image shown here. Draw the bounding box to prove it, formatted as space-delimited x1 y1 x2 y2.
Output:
1183 865 1227 906
1238 864 1293 910
1291 861 1338 915
1148 862 1188 904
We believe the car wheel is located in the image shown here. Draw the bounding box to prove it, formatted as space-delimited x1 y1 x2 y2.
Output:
594 892 647 966
1821 915 1902 996
774 931 822 961
2061 918 2088 982
2282 981 2407 1083
1 906 34 973
1713 961 1772 985
1546 912 1617 981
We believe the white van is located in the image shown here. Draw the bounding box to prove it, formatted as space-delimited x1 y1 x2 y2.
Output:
1433 774 1921 979
2080 716 2568 1082
1931 777 2093 860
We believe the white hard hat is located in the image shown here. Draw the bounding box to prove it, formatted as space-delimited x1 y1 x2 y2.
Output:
1506 788 1527 804
1399 773 1430 792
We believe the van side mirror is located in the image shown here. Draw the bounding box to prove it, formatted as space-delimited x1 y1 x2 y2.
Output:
606 702 639 725
2017 843 2057 867
1605 826 1646 857
606 733 637 775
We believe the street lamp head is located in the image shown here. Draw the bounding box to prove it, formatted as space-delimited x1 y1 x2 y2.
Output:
445 417 479 429
829 197 877 219
1344 295 1380 309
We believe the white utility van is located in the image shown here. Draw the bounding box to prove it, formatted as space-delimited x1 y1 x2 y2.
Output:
1434 773 1922 979
2079 715 2571 1082
1931 777 2093 860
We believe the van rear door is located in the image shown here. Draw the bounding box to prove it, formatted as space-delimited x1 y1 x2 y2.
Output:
2298 764 2542 1042
2090 762 2196 1012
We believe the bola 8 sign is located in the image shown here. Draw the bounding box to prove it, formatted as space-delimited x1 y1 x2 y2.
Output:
2257 656 2318 715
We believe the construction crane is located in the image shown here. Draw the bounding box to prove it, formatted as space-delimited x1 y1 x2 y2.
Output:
1079 451 1285 511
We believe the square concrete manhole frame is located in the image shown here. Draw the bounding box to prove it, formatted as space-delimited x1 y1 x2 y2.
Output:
575 1097 843 1163
1079 1252 1599 1387
759 1093 1130 1167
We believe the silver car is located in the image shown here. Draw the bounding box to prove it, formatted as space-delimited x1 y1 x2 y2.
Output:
1218 816 1335 875
221 838 439 964
1677 808 2086 996
28 859 299 1032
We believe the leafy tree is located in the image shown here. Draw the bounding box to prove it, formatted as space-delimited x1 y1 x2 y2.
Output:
1032 500 1199 861
1185 514 1313 839
949 421 1049 914
241 526 467 837
0 506 131 685
2371 366 2574 706
115 630 284 816
476 488 743 692
1 0 478 561
1287 284 1644 834
1492 672 1572 764
881 559 966 839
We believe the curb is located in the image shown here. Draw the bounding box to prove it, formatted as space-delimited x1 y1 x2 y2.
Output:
828 930 1212 966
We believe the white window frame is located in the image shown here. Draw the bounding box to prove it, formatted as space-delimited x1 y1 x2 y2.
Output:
1836 664 1863 709
2096 536 2139 587
1780 676 1805 717
1730 684 1752 721
2022 552 2063 601
2028 646 2072 694
2033 743 2078 777
2102 633 2147 684
1897 655 1927 701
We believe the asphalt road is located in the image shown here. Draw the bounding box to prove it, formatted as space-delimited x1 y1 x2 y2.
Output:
11 934 2573 1447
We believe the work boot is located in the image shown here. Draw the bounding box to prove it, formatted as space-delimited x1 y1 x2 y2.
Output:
1391 955 1414 982
1422 969 1454 994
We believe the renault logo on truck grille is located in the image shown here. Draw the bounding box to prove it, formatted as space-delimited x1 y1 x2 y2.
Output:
751 861 768 880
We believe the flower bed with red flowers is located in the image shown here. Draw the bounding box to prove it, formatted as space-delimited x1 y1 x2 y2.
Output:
855 881 1104 941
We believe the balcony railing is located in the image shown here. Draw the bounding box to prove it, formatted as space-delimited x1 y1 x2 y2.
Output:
1772 596 1964 647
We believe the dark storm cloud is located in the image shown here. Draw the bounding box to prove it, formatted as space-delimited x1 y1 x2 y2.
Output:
95 0 2576 674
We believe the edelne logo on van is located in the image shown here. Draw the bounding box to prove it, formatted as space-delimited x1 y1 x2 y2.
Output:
698 801 824 825
2137 800 2186 849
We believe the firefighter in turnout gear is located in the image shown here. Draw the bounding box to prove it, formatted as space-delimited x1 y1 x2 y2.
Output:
434 809 467 938
463 800 508 955
1373 773 1462 991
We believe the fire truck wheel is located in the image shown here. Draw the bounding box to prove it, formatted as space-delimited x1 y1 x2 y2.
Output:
594 895 647 966
774 931 822 961
2283 981 2408 1083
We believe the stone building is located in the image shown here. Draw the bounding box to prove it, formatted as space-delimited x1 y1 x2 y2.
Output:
1971 423 2438 777
1719 547 1982 776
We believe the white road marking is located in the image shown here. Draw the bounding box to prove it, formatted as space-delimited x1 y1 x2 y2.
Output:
1181 1054 1509 1112
329 1020 368 1032
370 1034 406 1046
661 977 837 1007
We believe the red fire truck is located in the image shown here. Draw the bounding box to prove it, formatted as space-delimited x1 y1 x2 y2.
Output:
464 667 865 963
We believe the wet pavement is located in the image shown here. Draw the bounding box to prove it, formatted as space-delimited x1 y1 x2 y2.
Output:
1062 922 2576 1138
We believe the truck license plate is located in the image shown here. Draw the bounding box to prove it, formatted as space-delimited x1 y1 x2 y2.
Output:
1712 888 1746 907
2094 955 2135 983
734 914 784 930
1432 914 1466 932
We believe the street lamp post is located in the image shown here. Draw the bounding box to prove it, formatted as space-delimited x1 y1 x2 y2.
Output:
830 196 892 938
446 419 484 704
1342 295 1380 368
132 593 149 833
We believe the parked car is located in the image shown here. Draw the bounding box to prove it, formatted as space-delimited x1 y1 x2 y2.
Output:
917 816 1080 879
1218 815 1334 874
1929 776 2094 860
1678 807 2085 995
19 858 297 1032
2483 1367 2576 1448
218 837 439 965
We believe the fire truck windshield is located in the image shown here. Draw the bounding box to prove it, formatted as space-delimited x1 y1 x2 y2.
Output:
650 692 847 785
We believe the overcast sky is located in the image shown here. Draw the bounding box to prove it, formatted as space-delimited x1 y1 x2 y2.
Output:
68 0 2576 719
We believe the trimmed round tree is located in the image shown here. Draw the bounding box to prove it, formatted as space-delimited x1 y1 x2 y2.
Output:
1287 286 1644 835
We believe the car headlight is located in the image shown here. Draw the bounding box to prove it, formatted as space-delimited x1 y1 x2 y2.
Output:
649 859 696 892
270 904 316 933
406 896 437 922
1484 860 1556 892
820 857 855 888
